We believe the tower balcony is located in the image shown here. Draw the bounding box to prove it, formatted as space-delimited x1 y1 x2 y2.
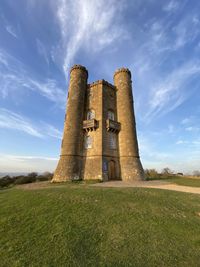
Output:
106 119 121 133
83 119 98 132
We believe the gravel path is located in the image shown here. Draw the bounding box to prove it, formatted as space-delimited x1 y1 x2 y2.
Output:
92 180 200 195
17 180 200 195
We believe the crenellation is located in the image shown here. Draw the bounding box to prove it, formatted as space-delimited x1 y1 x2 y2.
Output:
88 79 116 90
114 68 131 78
70 64 88 77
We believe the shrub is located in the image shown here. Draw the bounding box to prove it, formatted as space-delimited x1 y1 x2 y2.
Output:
37 172 53 181
145 169 161 180
14 174 37 185
0 176 14 187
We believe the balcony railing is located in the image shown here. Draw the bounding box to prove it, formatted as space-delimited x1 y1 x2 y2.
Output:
83 119 98 132
106 119 121 133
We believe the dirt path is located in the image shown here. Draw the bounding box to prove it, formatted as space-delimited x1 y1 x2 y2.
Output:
16 181 61 190
92 180 200 195
16 180 200 195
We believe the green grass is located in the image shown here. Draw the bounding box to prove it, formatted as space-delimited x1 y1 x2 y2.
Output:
146 175 200 187
165 177 200 187
1 184 200 267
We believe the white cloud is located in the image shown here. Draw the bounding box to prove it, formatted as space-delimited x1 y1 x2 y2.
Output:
145 61 200 121
43 123 63 139
55 0 127 75
139 132 200 173
176 140 187 145
0 108 62 139
163 0 179 12
181 117 192 125
5 25 18 38
0 108 43 138
168 124 175 134
0 49 66 106
0 154 58 173
185 126 200 132
36 38 49 66
173 15 200 50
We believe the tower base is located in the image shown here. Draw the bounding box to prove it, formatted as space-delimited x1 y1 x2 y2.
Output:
120 156 145 181
52 155 82 182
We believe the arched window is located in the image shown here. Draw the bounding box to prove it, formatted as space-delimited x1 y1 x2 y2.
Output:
87 109 95 120
107 110 114 120
108 132 117 149
85 135 92 149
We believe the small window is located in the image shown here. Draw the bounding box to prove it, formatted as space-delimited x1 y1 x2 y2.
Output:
108 133 117 149
108 110 114 120
85 135 92 149
87 109 95 120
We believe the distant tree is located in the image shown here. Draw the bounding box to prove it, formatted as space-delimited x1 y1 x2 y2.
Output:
145 169 160 180
37 172 53 181
14 173 38 185
193 170 200 177
27 172 38 179
0 175 14 187
162 167 173 176
42 171 53 180
177 172 183 176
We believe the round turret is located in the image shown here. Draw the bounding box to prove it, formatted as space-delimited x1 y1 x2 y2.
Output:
114 67 131 79
114 67 145 181
52 65 88 182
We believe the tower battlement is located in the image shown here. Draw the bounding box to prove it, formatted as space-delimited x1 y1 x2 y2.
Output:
114 67 131 78
88 79 116 90
70 64 88 76
52 65 144 182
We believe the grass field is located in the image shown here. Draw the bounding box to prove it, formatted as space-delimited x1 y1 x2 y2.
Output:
1 184 200 267
166 177 200 187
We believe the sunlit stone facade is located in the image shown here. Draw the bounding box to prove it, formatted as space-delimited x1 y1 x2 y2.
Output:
52 65 144 182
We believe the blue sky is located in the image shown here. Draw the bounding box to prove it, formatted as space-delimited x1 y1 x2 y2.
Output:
0 0 200 174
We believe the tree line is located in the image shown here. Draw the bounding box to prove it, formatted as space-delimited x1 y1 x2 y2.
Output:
145 168 200 180
0 172 53 188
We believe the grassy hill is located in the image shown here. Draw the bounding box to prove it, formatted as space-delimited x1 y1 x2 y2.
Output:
165 177 200 187
1 183 200 267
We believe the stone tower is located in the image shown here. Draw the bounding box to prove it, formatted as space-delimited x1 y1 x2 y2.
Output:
114 68 145 180
52 65 144 182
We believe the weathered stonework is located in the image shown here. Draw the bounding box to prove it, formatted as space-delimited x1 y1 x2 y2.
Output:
52 65 145 182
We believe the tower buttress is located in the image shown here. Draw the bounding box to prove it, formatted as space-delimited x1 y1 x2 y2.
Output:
114 68 145 181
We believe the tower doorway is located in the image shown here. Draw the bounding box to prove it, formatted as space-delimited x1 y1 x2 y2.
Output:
108 160 116 180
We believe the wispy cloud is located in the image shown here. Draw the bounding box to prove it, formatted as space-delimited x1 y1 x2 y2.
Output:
0 108 62 139
185 126 200 132
5 25 18 38
0 108 42 137
176 140 188 145
0 49 65 106
55 0 127 75
142 61 200 121
133 4 200 121
140 134 200 173
163 0 179 12
0 154 58 172
176 139 200 147
181 117 193 125
36 38 49 66
173 14 200 50
43 123 62 139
